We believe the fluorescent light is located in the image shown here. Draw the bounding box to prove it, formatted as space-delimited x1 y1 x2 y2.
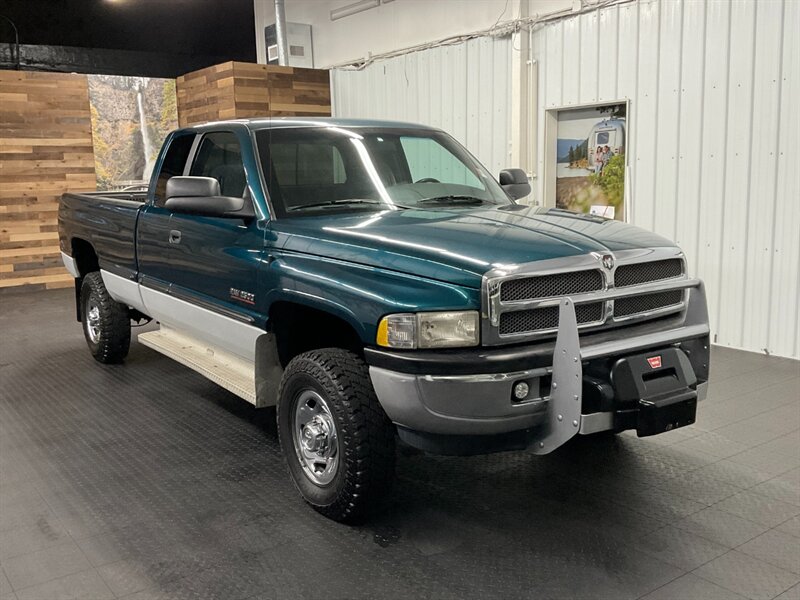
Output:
330 0 380 21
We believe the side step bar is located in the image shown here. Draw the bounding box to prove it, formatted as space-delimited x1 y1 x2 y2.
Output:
138 327 256 404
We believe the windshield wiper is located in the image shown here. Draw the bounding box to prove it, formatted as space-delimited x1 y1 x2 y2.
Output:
417 195 486 205
288 199 401 212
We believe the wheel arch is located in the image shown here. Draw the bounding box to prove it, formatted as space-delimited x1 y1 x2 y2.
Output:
71 237 100 277
266 299 366 369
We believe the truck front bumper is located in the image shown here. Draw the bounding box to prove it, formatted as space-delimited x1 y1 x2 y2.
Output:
366 282 710 455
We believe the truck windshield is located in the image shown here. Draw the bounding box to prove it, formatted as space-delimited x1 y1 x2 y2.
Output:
254 127 512 217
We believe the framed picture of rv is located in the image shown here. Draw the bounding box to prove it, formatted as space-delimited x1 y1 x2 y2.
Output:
543 101 629 221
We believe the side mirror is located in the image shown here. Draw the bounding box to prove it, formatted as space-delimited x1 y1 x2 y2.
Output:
165 176 255 219
499 168 531 200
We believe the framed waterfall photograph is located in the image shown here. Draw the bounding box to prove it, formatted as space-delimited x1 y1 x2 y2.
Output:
543 100 629 221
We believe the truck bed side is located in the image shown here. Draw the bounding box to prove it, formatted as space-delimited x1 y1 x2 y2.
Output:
58 191 147 280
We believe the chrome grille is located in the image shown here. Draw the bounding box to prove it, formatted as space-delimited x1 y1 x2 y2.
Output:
499 302 604 335
614 290 684 317
484 249 690 344
614 259 683 287
500 270 603 302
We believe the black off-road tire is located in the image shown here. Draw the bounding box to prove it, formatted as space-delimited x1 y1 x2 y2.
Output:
80 272 131 364
277 348 396 523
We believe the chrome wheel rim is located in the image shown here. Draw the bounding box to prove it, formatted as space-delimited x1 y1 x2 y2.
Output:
292 389 339 486
86 303 101 343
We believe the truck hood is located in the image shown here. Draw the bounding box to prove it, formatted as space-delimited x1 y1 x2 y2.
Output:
273 206 678 289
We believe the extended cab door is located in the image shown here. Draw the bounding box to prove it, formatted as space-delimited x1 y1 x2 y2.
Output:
163 130 266 332
137 132 196 288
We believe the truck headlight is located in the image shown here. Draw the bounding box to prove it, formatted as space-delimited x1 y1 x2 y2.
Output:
377 311 479 349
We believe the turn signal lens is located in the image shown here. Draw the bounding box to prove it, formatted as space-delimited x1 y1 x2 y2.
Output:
377 314 416 349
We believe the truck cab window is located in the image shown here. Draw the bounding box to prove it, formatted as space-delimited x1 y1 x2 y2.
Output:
153 134 194 207
190 132 247 198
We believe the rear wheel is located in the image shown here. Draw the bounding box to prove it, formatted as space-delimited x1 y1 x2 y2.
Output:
80 272 131 364
277 348 395 523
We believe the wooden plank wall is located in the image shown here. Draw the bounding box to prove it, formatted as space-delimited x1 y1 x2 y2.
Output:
0 70 96 292
176 61 331 127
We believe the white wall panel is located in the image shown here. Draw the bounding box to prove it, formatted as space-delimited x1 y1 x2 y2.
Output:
631 0 660 229
544 22 564 108
673 0 705 267
532 0 799 358
695 0 730 344
742 0 785 353
579 11 600 103
768 0 800 358
331 36 513 178
597 4 619 101
717 0 756 350
561 16 582 105
652 0 682 241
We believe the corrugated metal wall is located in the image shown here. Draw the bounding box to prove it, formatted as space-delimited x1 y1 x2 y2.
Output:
532 0 799 358
331 35 513 178
330 0 799 358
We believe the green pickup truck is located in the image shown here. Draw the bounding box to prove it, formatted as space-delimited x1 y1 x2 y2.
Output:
58 118 710 522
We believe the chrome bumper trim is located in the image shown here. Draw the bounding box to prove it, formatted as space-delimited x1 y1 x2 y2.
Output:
368 366 549 436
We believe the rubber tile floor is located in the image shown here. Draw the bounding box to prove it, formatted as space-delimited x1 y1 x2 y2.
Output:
1 289 798 600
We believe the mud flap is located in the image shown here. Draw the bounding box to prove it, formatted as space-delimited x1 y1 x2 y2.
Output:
255 333 284 407
529 298 583 455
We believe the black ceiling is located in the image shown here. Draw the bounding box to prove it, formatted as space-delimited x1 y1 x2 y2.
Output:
0 0 256 72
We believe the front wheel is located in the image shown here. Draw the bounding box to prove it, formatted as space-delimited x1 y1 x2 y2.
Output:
277 349 396 523
80 272 131 364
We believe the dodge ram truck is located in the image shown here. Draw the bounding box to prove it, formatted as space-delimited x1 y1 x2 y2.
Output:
59 118 710 522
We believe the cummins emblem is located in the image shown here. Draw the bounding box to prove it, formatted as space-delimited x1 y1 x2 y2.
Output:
230 288 255 305
601 254 615 270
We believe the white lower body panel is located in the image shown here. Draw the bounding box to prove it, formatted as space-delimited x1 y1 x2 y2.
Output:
101 271 148 314
100 269 261 362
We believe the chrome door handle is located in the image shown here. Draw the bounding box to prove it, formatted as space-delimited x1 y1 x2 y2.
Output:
169 230 181 244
